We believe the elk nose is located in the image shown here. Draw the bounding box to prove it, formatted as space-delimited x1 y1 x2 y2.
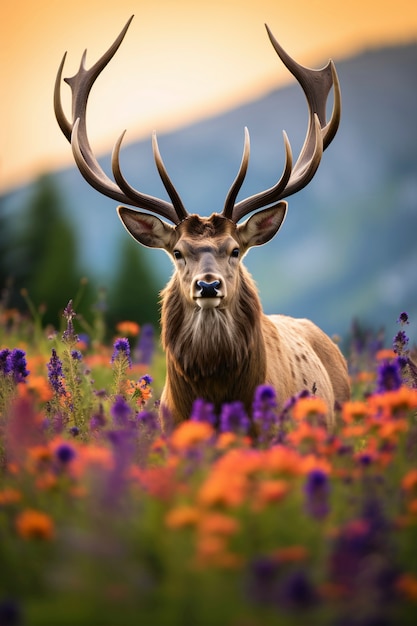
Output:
197 280 221 298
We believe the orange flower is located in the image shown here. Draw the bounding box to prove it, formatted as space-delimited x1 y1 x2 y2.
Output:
116 321 140 336
287 422 327 447
15 509 54 540
198 472 247 508
342 400 370 424
292 396 328 421
254 479 289 509
194 535 242 569
264 446 301 476
376 349 397 361
170 421 214 451
396 573 417 601
165 505 201 529
402 469 417 493
198 512 240 536
371 386 417 418
273 545 309 563
0 488 22 505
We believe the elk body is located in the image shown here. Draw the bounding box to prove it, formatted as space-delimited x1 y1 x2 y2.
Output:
55 16 350 428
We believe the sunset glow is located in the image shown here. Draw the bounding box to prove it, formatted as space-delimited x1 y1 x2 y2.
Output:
1 0 416 192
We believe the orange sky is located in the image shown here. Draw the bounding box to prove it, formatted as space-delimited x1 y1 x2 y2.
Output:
1 0 416 192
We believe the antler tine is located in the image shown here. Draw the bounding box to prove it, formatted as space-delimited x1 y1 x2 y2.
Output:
222 127 251 220
54 16 188 224
152 132 188 222
228 25 340 223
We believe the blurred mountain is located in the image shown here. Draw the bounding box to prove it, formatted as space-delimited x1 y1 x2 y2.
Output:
2 41 417 342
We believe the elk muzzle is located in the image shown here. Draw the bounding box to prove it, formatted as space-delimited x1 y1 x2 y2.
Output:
193 277 224 309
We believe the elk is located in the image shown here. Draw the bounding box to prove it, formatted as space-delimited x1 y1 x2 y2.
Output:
54 16 350 429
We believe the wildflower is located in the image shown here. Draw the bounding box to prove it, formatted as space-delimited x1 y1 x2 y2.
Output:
0 348 11 375
110 395 132 426
396 573 417 601
165 505 200 529
304 469 330 519
198 512 240 536
219 401 250 435
11 349 28 383
15 509 54 540
170 421 214 451
47 349 66 396
397 311 409 325
341 400 369 423
279 570 318 609
375 358 402 392
62 300 79 344
393 329 409 356
190 398 216 425
111 337 132 367
255 479 289 508
253 385 277 435
71 349 82 361
292 396 328 422
55 443 76 464
116 320 140 336
136 323 155 365
0 488 22 505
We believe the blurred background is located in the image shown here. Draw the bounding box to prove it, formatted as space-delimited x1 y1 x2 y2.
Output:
1 0 417 344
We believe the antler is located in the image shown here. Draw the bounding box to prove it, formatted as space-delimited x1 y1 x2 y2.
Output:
54 16 188 224
222 24 341 223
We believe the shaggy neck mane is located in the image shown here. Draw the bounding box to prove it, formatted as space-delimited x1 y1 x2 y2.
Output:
162 267 263 384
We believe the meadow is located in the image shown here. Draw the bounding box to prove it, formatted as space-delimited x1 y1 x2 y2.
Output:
0 299 417 626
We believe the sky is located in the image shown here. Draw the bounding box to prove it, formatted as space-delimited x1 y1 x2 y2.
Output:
1 0 417 193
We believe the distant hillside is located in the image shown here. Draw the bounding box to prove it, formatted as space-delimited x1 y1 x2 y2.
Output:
2 42 417 342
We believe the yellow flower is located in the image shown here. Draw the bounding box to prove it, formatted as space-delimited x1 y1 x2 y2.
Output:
15 509 54 540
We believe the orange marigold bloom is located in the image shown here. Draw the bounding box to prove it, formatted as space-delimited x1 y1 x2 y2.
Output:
371 386 417 418
0 488 22 505
342 400 370 424
165 505 201 529
116 321 140 336
287 422 327 447
376 349 397 361
273 545 309 563
292 396 328 421
402 469 417 493
264 446 301 476
255 479 289 508
396 573 417 601
15 509 54 540
299 455 332 475
198 472 247 508
170 421 214 451
198 512 240 536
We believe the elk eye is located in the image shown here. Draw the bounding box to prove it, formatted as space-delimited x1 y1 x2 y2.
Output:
173 250 183 260
231 248 240 258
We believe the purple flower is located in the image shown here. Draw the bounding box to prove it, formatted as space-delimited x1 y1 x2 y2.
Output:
279 570 318 609
55 443 76 464
7 349 29 384
111 337 132 367
71 350 83 361
304 469 330 519
110 395 132 426
47 349 66 396
89 404 106 431
136 323 155 365
393 329 409 356
62 300 79 344
397 311 409 325
190 398 216 425
376 359 402 393
137 410 158 431
253 385 277 432
219 401 250 434
0 349 11 376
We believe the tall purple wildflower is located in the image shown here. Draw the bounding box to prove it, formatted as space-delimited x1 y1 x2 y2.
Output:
190 398 216 426
47 349 66 396
304 469 330 519
253 385 277 436
111 337 132 368
219 401 250 435
111 395 132 426
0 348 29 383
376 358 402 393
62 300 79 344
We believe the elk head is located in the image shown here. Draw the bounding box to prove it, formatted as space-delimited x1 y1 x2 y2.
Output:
54 15 340 311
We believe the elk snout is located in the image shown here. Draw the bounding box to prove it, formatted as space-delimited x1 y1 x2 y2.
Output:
192 275 224 309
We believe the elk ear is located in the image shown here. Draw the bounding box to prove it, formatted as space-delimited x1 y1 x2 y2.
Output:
237 202 287 248
117 207 175 249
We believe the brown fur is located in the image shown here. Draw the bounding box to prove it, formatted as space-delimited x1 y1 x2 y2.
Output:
117 209 350 428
